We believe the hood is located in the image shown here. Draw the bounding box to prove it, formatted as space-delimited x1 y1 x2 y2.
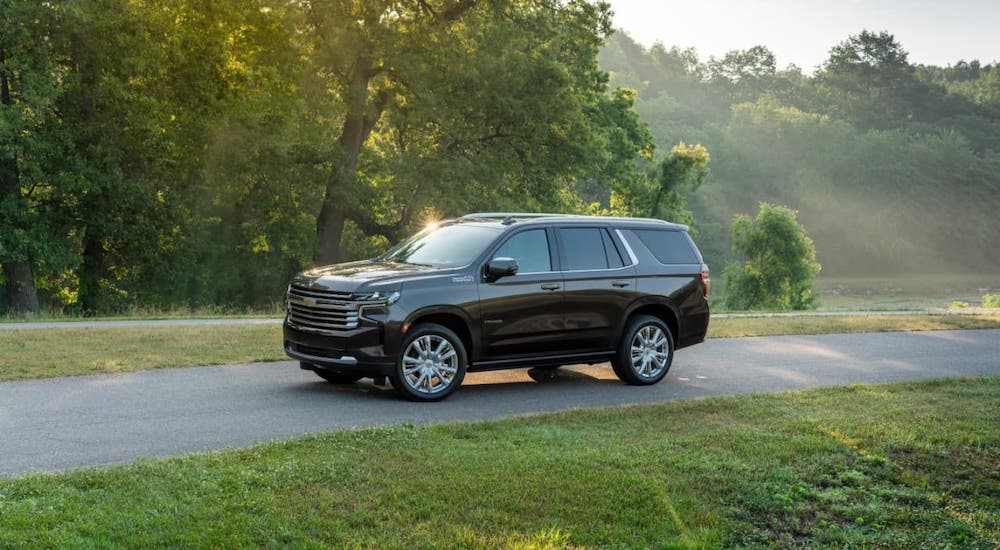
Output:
293 260 438 293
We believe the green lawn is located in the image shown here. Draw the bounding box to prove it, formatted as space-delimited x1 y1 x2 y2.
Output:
1 378 996 547
0 325 285 381
2 315 1000 382
708 313 1000 338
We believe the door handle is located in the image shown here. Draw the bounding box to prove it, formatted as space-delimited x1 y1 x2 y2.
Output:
611 280 631 288
540 283 561 291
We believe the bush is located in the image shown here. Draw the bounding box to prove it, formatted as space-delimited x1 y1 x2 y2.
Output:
723 203 821 310
950 300 970 310
982 294 1000 309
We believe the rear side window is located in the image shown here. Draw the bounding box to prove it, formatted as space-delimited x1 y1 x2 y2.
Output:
629 229 699 264
560 228 624 271
493 229 551 273
601 230 625 268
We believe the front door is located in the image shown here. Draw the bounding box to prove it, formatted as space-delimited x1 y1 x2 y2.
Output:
477 228 565 359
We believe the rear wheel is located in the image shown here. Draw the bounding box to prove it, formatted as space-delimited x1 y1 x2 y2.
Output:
390 324 467 402
611 314 674 385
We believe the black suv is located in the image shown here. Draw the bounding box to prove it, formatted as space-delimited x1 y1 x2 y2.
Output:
284 213 710 401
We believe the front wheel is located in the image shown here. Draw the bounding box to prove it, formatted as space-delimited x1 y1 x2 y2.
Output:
611 315 674 385
390 324 467 402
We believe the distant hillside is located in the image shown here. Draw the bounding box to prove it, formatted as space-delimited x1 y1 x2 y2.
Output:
599 30 1000 276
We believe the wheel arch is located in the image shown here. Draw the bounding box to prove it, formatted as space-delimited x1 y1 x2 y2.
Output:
621 298 680 342
405 306 475 361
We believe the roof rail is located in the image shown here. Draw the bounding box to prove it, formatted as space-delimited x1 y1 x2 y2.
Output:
458 212 685 229
460 212 571 219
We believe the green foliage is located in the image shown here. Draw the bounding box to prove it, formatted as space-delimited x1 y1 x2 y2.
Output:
600 30 1000 278
949 300 970 310
0 0 660 313
982 294 1000 308
723 203 821 310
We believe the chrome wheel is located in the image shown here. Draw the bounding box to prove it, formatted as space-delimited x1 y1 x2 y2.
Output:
630 325 669 378
401 334 459 395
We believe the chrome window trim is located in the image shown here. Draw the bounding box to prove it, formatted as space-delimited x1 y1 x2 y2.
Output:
614 228 639 266
560 265 634 274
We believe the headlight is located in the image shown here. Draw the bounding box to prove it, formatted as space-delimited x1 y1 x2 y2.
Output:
351 290 401 305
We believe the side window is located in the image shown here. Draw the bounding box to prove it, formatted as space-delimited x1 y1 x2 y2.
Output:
561 228 610 270
601 229 625 268
493 230 551 273
630 229 700 264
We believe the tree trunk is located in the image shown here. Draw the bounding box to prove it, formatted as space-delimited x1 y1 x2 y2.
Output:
315 196 348 265
314 55 376 265
2 262 39 315
78 230 106 314
0 48 40 315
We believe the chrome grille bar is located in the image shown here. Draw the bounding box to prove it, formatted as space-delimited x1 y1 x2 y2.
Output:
286 284 361 332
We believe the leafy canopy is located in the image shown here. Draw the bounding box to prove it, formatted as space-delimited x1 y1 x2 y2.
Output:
723 203 821 311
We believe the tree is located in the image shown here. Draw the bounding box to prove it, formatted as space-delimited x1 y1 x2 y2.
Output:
299 0 646 263
706 45 776 102
817 30 927 129
0 1 67 315
723 203 820 310
649 142 709 222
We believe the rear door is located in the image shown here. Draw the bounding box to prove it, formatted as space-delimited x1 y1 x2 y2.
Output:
477 227 566 358
556 226 637 352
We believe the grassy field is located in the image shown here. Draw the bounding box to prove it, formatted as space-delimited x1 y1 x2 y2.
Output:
2 314 1000 382
704 274 1000 312
0 325 285 381
0 304 284 324
0 377 996 547
709 313 1000 338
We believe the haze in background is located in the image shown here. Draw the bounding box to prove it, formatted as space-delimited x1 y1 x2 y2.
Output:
605 0 1000 71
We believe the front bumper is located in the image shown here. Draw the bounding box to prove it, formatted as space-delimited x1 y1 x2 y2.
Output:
283 320 397 376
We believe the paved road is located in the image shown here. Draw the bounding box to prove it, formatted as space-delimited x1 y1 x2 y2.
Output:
2 329 998 477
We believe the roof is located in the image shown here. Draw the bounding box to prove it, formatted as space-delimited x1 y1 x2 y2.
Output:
458 212 689 231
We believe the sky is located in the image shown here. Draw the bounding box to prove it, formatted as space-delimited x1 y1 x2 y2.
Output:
604 0 1000 72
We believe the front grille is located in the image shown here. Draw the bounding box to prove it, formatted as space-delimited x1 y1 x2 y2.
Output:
287 285 360 333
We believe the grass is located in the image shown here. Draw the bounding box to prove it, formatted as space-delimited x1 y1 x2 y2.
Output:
1 377 997 547
708 313 1000 338
0 325 285 381
2 315 1000 383
706 274 1000 312
0 303 285 323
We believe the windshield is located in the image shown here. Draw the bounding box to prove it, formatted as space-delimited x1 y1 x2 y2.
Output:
382 223 502 267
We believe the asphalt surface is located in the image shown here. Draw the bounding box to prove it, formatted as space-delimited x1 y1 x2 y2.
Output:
2 329 998 477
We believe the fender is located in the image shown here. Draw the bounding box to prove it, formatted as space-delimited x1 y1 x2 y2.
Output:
403 304 480 359
618 295 681 339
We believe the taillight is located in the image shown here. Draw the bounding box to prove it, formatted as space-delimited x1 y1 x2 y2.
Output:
701 264 710 296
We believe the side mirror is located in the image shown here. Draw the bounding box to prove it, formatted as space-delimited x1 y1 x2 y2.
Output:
486 257 519 280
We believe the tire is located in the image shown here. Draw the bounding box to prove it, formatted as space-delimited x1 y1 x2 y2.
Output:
611 314 674 385
390 323 467 402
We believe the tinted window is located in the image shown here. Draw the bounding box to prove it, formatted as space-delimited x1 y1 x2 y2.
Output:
601 229 625 268
561 228 610 270
630 229 699 264
494 230 551 273
384 224 501 267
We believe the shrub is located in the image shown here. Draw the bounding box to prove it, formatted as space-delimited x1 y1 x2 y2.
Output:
950 300 970 309
723 203 821 310
981 294 1000 308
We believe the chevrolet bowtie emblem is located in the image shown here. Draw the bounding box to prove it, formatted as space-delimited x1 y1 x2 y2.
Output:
302 297 317 306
